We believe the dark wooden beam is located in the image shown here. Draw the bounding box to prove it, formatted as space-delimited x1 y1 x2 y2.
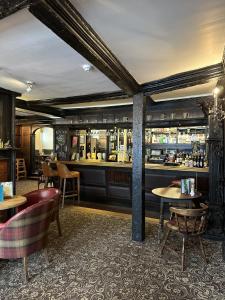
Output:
132 93 146 241
27 63 221 107
0 0 29 20
64 104 132 117
141 63 224 95
30 90 128 106
29 0 139 96
16 99 65 118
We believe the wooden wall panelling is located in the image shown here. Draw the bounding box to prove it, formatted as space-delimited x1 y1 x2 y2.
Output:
0 159 9 181
20 126 31 173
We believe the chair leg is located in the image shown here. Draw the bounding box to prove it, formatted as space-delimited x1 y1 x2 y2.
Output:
77 176 80 205
56 213 62 236
43 248 49 265
23 256 29 283
44 177 48 188
199 236 207 263
59 177 62 190
160 227 170 255
72 178 76 204
181 236 186 271
62 179 66 208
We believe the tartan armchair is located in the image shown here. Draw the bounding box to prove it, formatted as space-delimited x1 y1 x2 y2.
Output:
0 199 55 282
18 188 62 236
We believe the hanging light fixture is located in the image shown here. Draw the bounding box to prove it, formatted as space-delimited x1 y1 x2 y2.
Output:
26 81 34 93
211 85 225 121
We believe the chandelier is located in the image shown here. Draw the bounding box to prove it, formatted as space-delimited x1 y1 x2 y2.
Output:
210 86 225 121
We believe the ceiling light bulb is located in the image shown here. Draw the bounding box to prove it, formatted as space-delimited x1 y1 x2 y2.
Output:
213 86 224 98
82 64 93 72
26 81 34 93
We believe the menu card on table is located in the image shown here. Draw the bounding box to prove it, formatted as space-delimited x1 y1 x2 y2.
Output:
1 182 13 198
181 178 195 196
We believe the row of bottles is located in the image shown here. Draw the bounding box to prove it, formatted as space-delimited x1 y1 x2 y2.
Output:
175 152 208 168
145 127 206 144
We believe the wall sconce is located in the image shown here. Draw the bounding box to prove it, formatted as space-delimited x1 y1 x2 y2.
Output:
211 86 225 121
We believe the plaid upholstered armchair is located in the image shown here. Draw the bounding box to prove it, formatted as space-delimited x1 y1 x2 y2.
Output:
18 188 62 236
0 199 55 282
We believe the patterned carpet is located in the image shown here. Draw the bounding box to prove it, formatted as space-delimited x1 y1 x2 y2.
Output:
0 180 223 299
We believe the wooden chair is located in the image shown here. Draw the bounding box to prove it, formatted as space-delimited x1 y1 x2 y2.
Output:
41 162 58 188
16 158 27 181
18 188 62 236
0 199 55 282
160 203 208 271
57 163 80 208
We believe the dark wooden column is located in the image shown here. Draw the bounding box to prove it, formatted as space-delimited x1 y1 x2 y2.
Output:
132 93 146 241
206 114 225 245
0 87 19 193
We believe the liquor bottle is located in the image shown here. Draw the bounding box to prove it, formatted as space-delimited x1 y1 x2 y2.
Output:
188 155 193 168
185 154 189 167
193 153 196 167
199 155 204 168
196 154 199 168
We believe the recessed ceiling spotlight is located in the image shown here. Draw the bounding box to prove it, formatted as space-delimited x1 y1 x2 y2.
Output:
26 81 34 93
82 64 93 72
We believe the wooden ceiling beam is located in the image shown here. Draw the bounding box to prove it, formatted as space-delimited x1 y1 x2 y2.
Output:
27 64 223 107
141 63 224 95
29 0 139 96
16 99 65 117
30 90 128 106
0 0 29 20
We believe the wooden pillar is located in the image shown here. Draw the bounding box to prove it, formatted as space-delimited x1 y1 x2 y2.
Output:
0 88 19 193
132 93 146 241
206 114 225 244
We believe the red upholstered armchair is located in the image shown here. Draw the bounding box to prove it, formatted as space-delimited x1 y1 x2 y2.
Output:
0 199 55 282
18 188 62 236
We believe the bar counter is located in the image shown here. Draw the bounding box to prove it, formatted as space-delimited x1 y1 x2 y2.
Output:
55 159 208 173
53 160 209 217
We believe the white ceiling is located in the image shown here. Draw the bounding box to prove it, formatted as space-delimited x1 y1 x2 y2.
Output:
54 98 133 109
0 0 224 106
72 0 225 83
0 9 118 100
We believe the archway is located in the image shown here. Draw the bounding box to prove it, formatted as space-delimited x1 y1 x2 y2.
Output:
30 127 54 175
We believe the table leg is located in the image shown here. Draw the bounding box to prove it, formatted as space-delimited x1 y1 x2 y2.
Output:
158 198 164 243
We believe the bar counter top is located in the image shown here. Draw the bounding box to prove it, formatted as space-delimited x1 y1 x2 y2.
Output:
54 160 208 173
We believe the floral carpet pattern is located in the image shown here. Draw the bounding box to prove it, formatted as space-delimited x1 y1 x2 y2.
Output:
0 180 223 299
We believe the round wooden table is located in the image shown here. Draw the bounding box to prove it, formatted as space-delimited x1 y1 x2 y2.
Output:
0 195 27 210
152 187 202 241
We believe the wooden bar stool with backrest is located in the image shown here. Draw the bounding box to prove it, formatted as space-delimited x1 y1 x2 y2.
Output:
16 158 27 181
41 162 58 188
160 203 208 271
57 162 80 208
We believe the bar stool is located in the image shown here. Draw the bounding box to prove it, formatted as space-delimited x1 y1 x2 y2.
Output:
57 163 80 208
41 162 58 189
16 158 27 181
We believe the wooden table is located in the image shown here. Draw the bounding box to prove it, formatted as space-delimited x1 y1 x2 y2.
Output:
152 187 202 241
0 195 27 211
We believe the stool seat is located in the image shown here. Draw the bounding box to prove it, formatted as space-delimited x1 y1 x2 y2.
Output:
63 171 80 179
57 163 80 208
